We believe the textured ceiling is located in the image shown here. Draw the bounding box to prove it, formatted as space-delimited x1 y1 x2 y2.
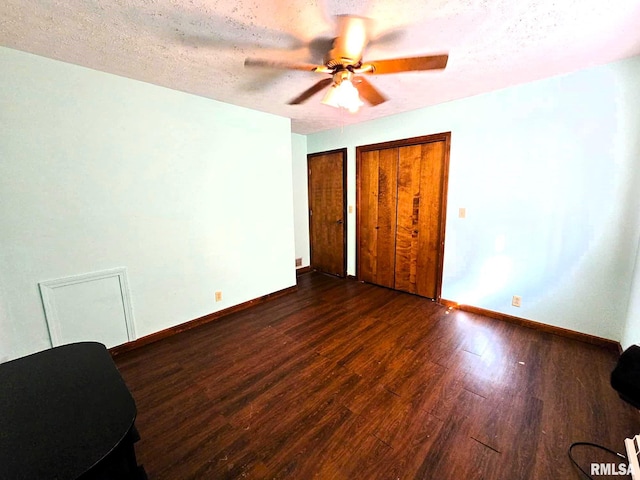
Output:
2 0 640 134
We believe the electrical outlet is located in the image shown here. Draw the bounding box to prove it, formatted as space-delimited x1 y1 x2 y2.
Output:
295 257 302 267
215 291 222 302
459 207 466 219
512 295 522 307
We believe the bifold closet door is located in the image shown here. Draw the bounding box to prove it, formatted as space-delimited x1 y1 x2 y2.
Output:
394 144 422 294
357 135 448 300
394 142 445 298
359 148 397 288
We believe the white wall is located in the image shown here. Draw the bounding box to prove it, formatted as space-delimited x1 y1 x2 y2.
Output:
291 133 310 268
0 47 296 362
307 55 640 342
620 57 640 348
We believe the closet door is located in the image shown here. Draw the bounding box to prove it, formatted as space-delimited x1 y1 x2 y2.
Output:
394 142 446 298
359 148 397 288
414 141 446 298
394 145 422 294
357 133 450 300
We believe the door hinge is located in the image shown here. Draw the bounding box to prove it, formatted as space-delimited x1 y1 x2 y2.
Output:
309 209 313 216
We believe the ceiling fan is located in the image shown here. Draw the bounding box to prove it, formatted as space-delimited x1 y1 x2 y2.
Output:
244 15 448 112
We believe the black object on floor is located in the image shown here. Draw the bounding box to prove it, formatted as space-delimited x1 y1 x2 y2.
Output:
611 344 640 409
0 342 145 480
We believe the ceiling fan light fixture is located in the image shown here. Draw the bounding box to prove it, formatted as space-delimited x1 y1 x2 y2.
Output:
245 15 448 111
322 78 363 113
321 84 340 108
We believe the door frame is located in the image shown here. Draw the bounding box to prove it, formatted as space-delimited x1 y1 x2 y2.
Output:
307 148 348 277
355 132 451 300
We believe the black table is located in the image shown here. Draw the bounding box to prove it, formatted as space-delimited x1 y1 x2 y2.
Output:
0 342 145 480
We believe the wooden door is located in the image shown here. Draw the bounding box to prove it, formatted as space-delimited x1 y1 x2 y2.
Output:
357 133 450 300
394 141 446 297
359 148 398 288
394 144 422 294
308 150 347 277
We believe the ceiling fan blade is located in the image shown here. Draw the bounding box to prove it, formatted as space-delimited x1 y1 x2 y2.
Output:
330 15 370 63
365 54 449 74
289 78 334 105
244 58 323 72
353 76 387 106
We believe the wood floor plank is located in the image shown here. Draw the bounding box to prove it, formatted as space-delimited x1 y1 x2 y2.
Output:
412 406 501 480
114 272 640 479
469 391 544 480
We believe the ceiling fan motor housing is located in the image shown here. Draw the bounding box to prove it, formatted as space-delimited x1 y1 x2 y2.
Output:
324 15 368 68
324 50 360 69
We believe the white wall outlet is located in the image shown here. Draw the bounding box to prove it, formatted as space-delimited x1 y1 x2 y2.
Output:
215 291 222 302
459 207 466 219
512 295 522 307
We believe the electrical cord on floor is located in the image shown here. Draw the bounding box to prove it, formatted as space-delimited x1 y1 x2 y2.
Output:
568 441 627 479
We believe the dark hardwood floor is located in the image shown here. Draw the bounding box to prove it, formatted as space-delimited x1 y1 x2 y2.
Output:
114 272 640 479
